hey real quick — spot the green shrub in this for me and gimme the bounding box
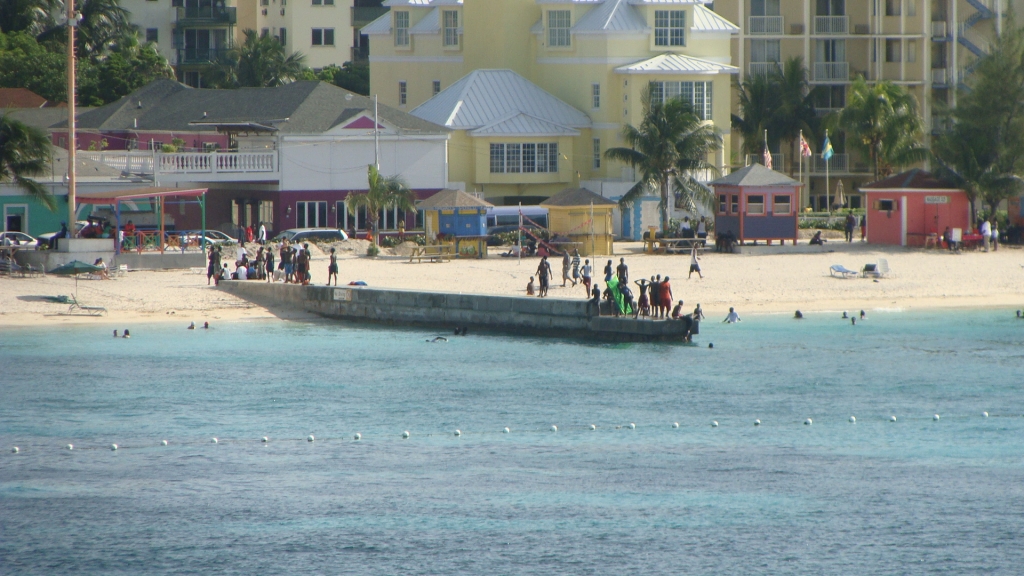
[366,244,379,257]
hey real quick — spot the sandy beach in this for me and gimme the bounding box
[2,240,1022,327]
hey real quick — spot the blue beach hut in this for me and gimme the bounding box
[710,164,801,245]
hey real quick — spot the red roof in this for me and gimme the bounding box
[0,88,59,108]
[861,169,956,190]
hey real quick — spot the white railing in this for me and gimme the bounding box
[78,151,154,174]
[745,153,784,169]
[748,61,782,77]
[811,153,849,173]
[749,15,783,35]
[931,68,949,84]
[813,61,849,81]
[931,21,948,38]
[155,151,277,175]
[815,107,843,117]
[814,15,848,34]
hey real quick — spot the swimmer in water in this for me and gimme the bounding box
[122,329,130,338]
[794,310,804,319]
[203,321,209,329]
[851,318,856,325]
[1017,310,1022,318]
[722,307,741,323]
[842,311,849,319]
[113,329,118,337]
[860,310,866,320]
[188,321,195,330]
[427,336,448,343]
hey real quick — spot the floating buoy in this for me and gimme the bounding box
[402,431,410,439]
[589,424,596,431]
[503,427,510,434]
[982,411,989,418]
[261,437,268,443]
[804,418,812,426]
[754,419,760,426]
[307,435,315,442]
[672,422,679,428]
[66,444,73,450]
[211,437,218,444]
[354,433,361,441]
[711,421,718,427]
[849,416,856,423]
[890,415,897,422]
[550,425,558,432]
[11,447,18,454]
[629,423,636,430]
[161,440,168,446]
[110,444,118,451]
[454,430,461,437]
[933,414,940,421]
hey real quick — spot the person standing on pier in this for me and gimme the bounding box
[536,256,552,297]
[561,252,573,287]
[616,258,629,285]
[571,249,581,287]
[327,248,339,286]
[581,259,593,295]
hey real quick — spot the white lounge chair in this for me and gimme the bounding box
[830,264,859,278]
[862,258,891,278]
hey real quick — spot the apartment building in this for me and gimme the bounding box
[713,0,1017,209]
[363,0,739,205]
[236,0,361,69]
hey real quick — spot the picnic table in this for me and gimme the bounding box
[409,243,454,263]
[643,237,705,255]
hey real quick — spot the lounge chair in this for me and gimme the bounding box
[65,295,107,316]
[862,259,891,278]
[830,264,859,278]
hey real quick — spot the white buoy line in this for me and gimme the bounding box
[7,412,1016,455]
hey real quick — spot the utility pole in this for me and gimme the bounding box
[66,0,78,230]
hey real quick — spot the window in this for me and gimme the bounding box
[747,195,765,215]
[817,38,846,62]
[718,194,727,214]
[324,0,334,4]
[885,0,900,16]
[279,27,286,47]
[261,28,270,38]
[145,28,158,43]
[731,195,739,213]
[750,0,780,16]
[885,39,901,62]
[296,201,328,228]
[172,0,182,5]
[773,194,792,215]
[815,84,846,110]
[750,39,781,62]
[548,10,571,47]
[490,142,558,173]
[312,0,321,4]
[593,138,601,169]
[260,0,268,5]
[816,0,845,16]
[433,80,441,96]
[443,10,459,47]
[654,10,685,47]
[398,81,407,105]
[907,39,916,63]
[875,199,897,211]
[648,81,713,120]
[312,28,334,46]
[395,11,409,46]
[591,83,600,109]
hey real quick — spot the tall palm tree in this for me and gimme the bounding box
[732,72,781,157]
[0,115,54,210]
[837,76,928,180]
[0,0,58,35]
[605,88,721,233]
[35,0,135,58]
[211,29,306,88]
[347,164,415,248]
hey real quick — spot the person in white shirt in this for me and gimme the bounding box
[980,219,991,252]
[581,259,593,294]
[688,245,702,279]
[990,219,999,251]
[696,216,708,239]
[258,222,267,245]
[236,263,248,280]
[723,307,741,323]
[236,245,247,263]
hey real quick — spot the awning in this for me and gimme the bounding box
[77,186,208,204]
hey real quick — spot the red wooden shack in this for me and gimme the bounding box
[860,169,971,247]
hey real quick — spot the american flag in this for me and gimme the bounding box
[762,146,773,170]
[799,134,812,157]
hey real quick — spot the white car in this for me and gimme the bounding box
[179,229,239,246]
[0,231,39,248]
[37,221,89,246]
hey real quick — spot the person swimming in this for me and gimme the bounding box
[122,329,130,338]
[188,322,195,330]
[859,310,866,320]
[851,318,856,326]
[842,311,849,319]
[794,310,804,319]
[113,329,118,337]
[203,321,209,329]
[427,336,448,343]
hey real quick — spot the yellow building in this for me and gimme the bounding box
[541,187,617,256]
[363,0,739,206]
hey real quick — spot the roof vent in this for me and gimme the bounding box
[137,100,142,108]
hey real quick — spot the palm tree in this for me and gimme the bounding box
[347,164,415,248]
[34,0,135,58]
[732,72,780,157]
[0,0,58,36]
[210,29,306,88]
[837,76,928,180]
[0,115,54,210]
[605,88,721,233]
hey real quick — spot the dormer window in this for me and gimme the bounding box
[443,10,459,47]
[654,10,685,47]
[395,11,409,46]
[548,10,571,47]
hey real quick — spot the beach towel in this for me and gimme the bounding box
[605,277,633,315]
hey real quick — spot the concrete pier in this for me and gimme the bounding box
[219,281,696,342]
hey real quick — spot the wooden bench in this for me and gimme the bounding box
[409,244,454,263]
[643,237,705,255]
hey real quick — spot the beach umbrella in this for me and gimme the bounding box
[48,260,103,295]
[833,180,846,209]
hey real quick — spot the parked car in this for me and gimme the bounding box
[485,224,545,246]
[0,231,39,248]
[177,229,238,246]
[272,228,349,243]
[36,221,89,246]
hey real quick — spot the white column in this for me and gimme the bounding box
[900,195,908,246]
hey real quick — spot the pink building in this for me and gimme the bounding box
[861,169,971,247]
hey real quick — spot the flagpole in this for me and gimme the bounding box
[798,129,803,208]
[764,129,768,167]
[518,201,522,265]
[824,129,830,218]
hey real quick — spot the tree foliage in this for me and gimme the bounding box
[347,164,415,247]
[933,21,1024,218]
[0,114,55,210]
[207,29,306,88]
[836,76,927,180]
[605,88,721,233]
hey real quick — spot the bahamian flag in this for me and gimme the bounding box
[822,135,834,161]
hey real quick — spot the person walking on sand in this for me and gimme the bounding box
[980,218,991,252]
[207,245,219,285]
[859,214,866,242]
[536,256,552,297]
[327,248,339,286]
[616,257,628,285]
[581,259,593,295]
[688,245,703,279]
[723,307,741,323]
[634,278,651,319]
[264,246,274,282]
[845,211,856,243]
[603,260,613,283]
[571,249,581,287]
[561,252,572,287]
[991,218,999,251]
[258,222,267,245]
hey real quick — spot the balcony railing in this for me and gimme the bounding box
[749,15,783,35]
[79,151,279,183]
[931,68,949,85]
[815,107,843,117]
[177,47,233,66]
[175,5,236,25]
[78,151,154,175]
[813,61,849,81]
[745,153,784,169]
[814,15,848,34]
[811,154,857,173]
[931,21,948,38]
[748,61,782,78]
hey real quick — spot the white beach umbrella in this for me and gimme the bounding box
[833,180,846,209]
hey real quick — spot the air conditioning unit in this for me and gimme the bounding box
[261,8,267,15]
[854,24,869,34]
[790,23,804,34]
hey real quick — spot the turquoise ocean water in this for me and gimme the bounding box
[1,310,1023,574]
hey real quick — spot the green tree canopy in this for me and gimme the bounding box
[0,114,54,210]
[836,76,927,180]
[605,88,721,233]
[208,29,306,88]
[347,164,415,247]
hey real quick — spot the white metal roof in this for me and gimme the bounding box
[615,53,739,75]
[361,12,392,35]
[411,69,591,133]
[691,4,739,33]
[410,7,440,34]
[572,0,649,34]
[469,112,581,137]
[537,0,706,3]
[384,0,460,6]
